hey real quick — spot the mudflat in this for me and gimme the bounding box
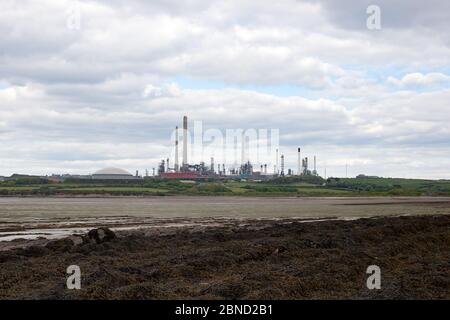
[1,196,450,239]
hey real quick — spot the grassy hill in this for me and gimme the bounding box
[325,177,450,196]
[0,176,449,197]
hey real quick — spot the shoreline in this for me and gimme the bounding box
[1,196,449,248]
[1,194,450,199]
[0,214,448,299]
[0,216,348,251]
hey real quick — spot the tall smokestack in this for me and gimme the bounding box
[241,130,245,165]
[182,116,188,170]
[298,147,301,175]
[314,155,317,173]
[276,148,279,174]
[175,126,179,172]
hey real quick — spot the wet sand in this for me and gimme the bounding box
[0,214,448,299]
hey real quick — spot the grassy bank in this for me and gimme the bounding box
[1,177,449,197]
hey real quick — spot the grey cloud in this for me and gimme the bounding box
[0,0,449,178]
[310,0,450,31]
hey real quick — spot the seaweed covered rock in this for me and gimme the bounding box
[86,227,116,244]
[17,245,50,257]
[46,235,84,252]
[45,228,116,252]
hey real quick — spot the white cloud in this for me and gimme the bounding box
[142,82,182,98]
[0,87,17,102]
[388,72,450,87]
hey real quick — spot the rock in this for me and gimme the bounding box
[86,227,116,244]
[45,235,85,251]
[68,235,84,246]
[272,246,287,255]
[19,245,50,257]
[46,238,75,252]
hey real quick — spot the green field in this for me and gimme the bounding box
[325,177,450,196]
[1,176,450,197]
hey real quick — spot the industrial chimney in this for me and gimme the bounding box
[241,130,246,166]
[297,147,301,175]
[276,148,279,175]
[182,116,188,170]
[175,126,179,172]
[313,155,317,175]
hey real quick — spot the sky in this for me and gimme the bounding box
[0,0,449,178]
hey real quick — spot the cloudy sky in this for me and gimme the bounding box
[1,0,449,178]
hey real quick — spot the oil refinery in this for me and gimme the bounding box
[3,116,322,183]
[155,116,320,181]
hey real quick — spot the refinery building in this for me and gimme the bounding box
[156,116,319,181]
[29,116,320,182]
